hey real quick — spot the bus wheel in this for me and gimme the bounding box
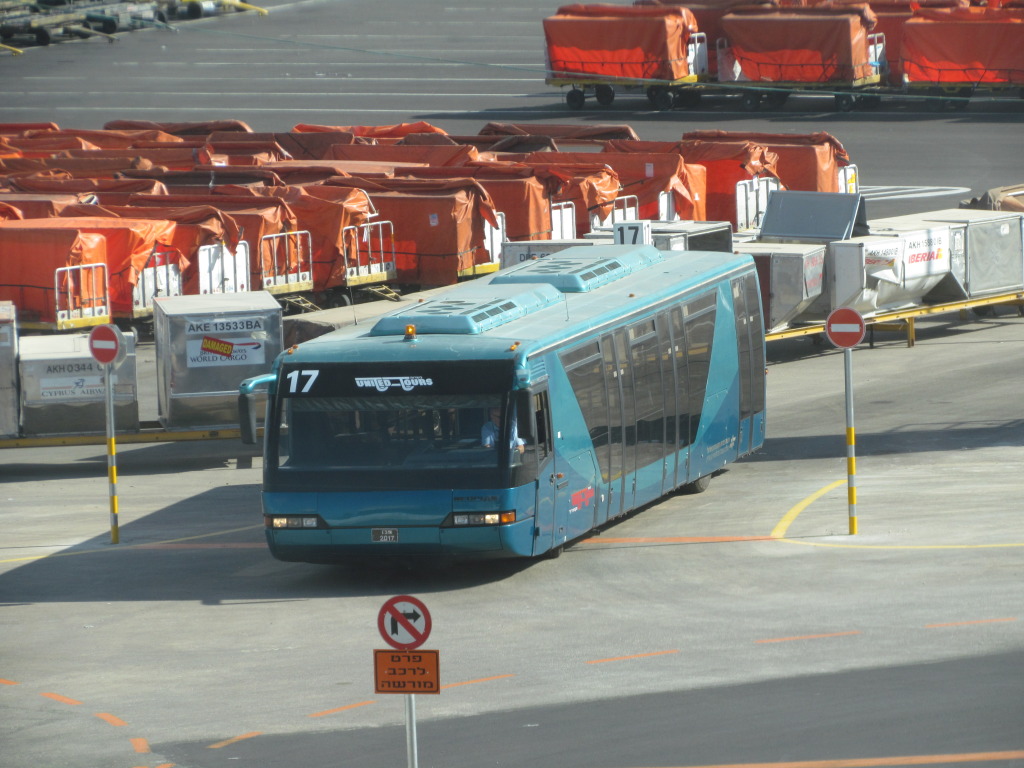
[546,544,564,559]
[682,475,711,494]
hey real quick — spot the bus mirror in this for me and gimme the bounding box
[238,373,276,445]
[239,392,258,445]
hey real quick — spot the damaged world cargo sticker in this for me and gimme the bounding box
[186,336,265,367]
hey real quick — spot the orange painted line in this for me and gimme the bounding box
[208,732,263,749]
[584,536,772,545]
[925,618,1017,628]
[0,679,19,685]
[755,631,861,644]
[587,650,680,664]
[440,674,516,689]
[130,737,151,754]
[308,700,376,718]
[94,712,127,726]
[635,750,1024,768]
[40,692,82,705]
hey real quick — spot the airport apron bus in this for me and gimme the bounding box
[239,244,766,562]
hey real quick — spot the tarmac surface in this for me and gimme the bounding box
[1,1,1023,766]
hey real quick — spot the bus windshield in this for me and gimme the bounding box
[267,393,515,491]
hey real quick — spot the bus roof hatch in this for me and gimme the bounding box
[492,244,663,292]
[369,283,563,336]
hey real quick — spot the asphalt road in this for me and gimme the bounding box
[2,2,1023,767]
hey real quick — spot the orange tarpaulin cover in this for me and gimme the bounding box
[292,122,448,140]
[212,185,376,291]
[388,165,560,241]
[0,217,182,317]
[55,146,216,170]
[681,130,848,192]
[23,128,185,148]
[544,4,699,81]
[127,193,294,289]
[208,131,358,161]
[0,193,90,219]
[0,226,107,324]
[103,120,254,136]
[324,144,483,166]
[721,5,877,83]
[540,150,702,221]
[901,7,1024,84]
[57,203,245,295]
[605,139,778,227]
[506,162,621,236]
[311,178,498,286]
[0,202,23,220]
[4,176,170,204]
[0,156,155,179]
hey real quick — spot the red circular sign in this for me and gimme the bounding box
[378,595,432,650]
[825,307,866,349]
[88,324,122,365]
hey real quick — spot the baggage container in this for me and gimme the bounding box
[742,242,826,332]
[18,332,139,437]
[154,292,282,430]
[589,219,733,253]
[870,209,1024,301]
[757,191,867,244]
[500,238,606,270]
[827,229,953,316]
[0,302,18,438]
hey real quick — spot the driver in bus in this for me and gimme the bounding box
[482,407,525,455]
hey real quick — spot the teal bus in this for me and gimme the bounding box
[240,244,765,562]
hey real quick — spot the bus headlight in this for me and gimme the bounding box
[450,511,517,526]
[265,515,323,529]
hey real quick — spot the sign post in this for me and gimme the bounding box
[88,324,126,544]
[825,308,866,535]
[376,595,436,768]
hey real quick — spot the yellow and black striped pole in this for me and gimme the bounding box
[843,348,858,535]
[104,361,120,544]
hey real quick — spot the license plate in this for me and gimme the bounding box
[372,528,398,543]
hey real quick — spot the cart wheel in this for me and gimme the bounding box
[834,93,855,112]
[34,27,51,45]
[741,91,761,111]
[650,87,673,111]
[763,90,789,109]
[565,88,585,110]
[673,88,702,108]
[595,84,615,106]
[100,18,118,33]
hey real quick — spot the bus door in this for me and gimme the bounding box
[731,273,766,456]
[602,330,633,516]
[628,317,669,506]
[520,388,562,556]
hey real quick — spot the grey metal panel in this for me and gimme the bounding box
[18,332,139,436]
[500,239,602,270]
[758,191,866,244]
[741,242,825,331]
[872,210,1024,298]
[154,291,283,429]
[0,302,18,438]
[648,221,734,253]
[827,231,953,316]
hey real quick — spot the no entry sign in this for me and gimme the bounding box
[826,307,866,349]
[378,595,432,651]
[89,324,125,366]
